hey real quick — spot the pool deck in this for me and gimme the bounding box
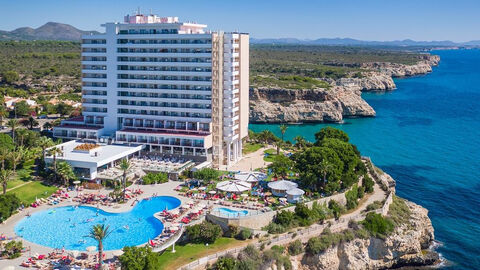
[0,180,193,268]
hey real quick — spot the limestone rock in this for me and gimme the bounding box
[294,200,439,270]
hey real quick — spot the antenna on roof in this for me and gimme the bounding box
[150,8,153,15]
[137,6,141,15]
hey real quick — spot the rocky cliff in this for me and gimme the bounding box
[249,86,375,123]
[291,200,439,270]
[249,54,440,123]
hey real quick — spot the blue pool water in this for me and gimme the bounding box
[215,207,249,217]
[251,49,480,269]
[15,196,181,251]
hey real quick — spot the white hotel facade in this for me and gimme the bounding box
[53,13,249,168]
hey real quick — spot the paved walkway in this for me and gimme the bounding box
[226,146,272,172]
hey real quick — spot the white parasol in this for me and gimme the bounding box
[86,246,97,252]
[216,180,251,193]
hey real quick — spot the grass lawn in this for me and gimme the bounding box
[7,181,57,205]
[243,143,263,155]
[7,162,35,189]
[263,149,279,162]
[157,237,249,270]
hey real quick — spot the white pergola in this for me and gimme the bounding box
[234,171,267,183]
[216,180,251,193]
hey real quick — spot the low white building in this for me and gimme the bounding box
[44,140,143,180]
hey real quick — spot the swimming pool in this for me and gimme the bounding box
[14,196,181,251]
[214,207,248,218]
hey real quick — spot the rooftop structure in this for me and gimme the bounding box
[44,140,143,179]
[53,13,249,169]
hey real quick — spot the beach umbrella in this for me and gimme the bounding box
[86,246,97,252]
[73,180,81,185]
[208,190,216,195]
[279,198,288,202]
[169,226,179,231]
[240,194,248,197]
[198,186,207,191]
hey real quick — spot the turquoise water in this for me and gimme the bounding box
[251,49,480,269]
[14,196,181,251]
[214,207,249,217]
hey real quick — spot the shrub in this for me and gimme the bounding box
[363,174,374,193]
[274,210,295,227]
[288,239,304,255]
[264,222,287,234]
[236,228,253,240]
[328,200,344,220]
[2,70,19,84]
[1,240,23,259]
[208,255,237,270]
[388,196,411,226]
[193,168,219,181]
[361,212,394,238]
[118,246,161,270]
[0,194,21,223]
[186,221,222,244]
[142,172,168,185]
[345,184,359,210]
[366,200,383,211]
[227,224,239,238]
[358,186,365,198]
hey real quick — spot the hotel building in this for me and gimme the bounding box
[53,13,249,168]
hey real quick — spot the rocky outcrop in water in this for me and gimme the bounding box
[249,54,440,123]
[249,86,375,123]
[290,200,439,270]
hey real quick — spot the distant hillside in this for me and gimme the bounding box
[0,22,100,41]
[251,37,479,47]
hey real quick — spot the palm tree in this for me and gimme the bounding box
[6,119,19,143]
[0,147,10,170]
[43,122,52,131]
[294,135,307,149]
[0,169,13,194]
[0,105,7,126]
[24,116,39,130]
[119,159,131,202]
[15,128,28,147]
[87,224,112,268]
[318,159,333,191]
[56,161,76,187]
[10,147,25,174]
[38,136,54,166]
[47,147,63,183]
[278,124,288,155]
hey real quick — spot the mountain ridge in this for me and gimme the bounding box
[0,22,100,41]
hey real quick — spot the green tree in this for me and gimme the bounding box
[0,194,21,222]
[293,146,343,193]
[10,147,25,174]
[47,146,63,183]
[363,174,374,193]
[208,255,237,270]
[87,224,112,268]
[278,124,288,154]
[268,155,293,178]
[1,70,19,84]
[56,161,76,187]
[361,212,394,238]
[118,246,161,270]
[345,184,359,210]
[186,221,222,244]
[15,128,28,147]
[314,127,349,144]
[293,135,307,149]
[318,159,333,190]
[22,116,39,130]
[56,102,73,116]
[14,101,31,117]
[119,159,131,202]
[0,169,13,194]
[6,119,19,143]
[193,168,219,181]
[0,104,7,126]
[38,136,54,167]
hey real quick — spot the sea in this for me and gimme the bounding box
[250,49,480,270]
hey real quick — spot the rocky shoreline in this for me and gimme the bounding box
[250,54,439,123]
[290,198,440,270]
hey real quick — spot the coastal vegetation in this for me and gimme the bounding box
[142,172,168,185]
[250,44,426,90]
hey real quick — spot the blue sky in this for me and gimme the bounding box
[2,0,479,42]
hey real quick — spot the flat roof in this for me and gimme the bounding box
[45,140,143,168]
